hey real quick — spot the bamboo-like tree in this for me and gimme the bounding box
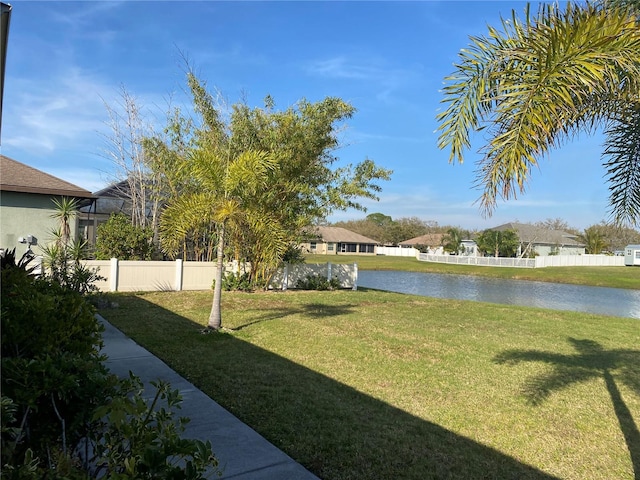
[437,1,640,226]
[155,71,391,330]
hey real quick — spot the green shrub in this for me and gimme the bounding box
[295,274,341,291]
[95,213,155,260]
[89,375,219,479]
[1,250,113,476]
[213,271,254,292]
[1,250,219,479]
[281,245,306,264]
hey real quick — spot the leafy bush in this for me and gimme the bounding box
[1,250,219,479]
[413,244,431,254]
[95,213,155,260]
[1,249,112,476]
[213,271,254,292]
[41,238,104,295]
[89,375,219,479]
[281,245,306,264]
[295,274,341,291]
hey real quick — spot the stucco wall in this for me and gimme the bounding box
[0,191,79,257]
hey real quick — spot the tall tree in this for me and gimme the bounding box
[101,87,160,231]
[591,221,640,251]
[152,72,391,329]
[534,218,576,234]
[476,229,520,257]
[437,1,640,226]
[366,213,393,227]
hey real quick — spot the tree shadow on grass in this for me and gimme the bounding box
[494,338,640,480]
[102,295,560,480]
[230,303,357,331]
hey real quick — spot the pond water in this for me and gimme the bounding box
[358,270,640,319]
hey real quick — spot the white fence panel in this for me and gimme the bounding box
[375,246,419,257]
[83,259,357,292]
[118,260,175,292]
[418,254,625,268]
[534,255,625,268]
[85,260,111,291]
[268,263,357,290]
[418,254,536,268]
[181,262,218,290]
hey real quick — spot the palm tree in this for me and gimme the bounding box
[579,225,609,253]
[494,338,640,478]
[442,227,463,255]
[160,148,284,330]
[437,1,640,226]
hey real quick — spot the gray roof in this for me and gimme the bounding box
[492,222,583,247]
[308,226,380,244]
[0,155,94,199]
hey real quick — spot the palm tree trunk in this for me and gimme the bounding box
[208,223,225,330]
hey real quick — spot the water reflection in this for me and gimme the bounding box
[358,271,640,319]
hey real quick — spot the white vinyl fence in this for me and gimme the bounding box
[418,254,625,268]
[375,246,419,257]
[82,259,357,292]
[533,254,625,268]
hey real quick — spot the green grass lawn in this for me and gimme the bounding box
[100,289,640,480]
[310,254,640,289]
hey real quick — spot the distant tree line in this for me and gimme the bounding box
[329,214,640,256]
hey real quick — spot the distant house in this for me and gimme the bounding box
[302,226,379,255]
[0,155,95,257]
[491,222,585,256]
[398,233,446,254]
[399,233,479,256]
[77,180,159,246]
[624,245,640,266]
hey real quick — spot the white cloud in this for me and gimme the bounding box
[3,68,112,153]
[305,54,424,106]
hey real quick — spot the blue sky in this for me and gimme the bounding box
[2,1,611,231]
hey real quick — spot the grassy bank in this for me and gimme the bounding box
[310,254,640,289]
[100,289,640,480]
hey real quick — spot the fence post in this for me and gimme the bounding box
[110,258,119,292]
[327,262,332,281]
[175,259,183,291]
[352,263,358,291]
[282,263,288,291]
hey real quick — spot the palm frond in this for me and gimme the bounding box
[437,1,640,220]
[603,105,640,226]
[159,192,217,256]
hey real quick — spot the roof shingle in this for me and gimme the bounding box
[0,155,94,199]
[492,222,583,246]
[307,226,380,244]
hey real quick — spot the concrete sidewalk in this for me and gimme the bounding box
[98,315,319,480]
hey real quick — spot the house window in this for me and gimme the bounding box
[359,244,374,253]
[327,243,334,251]
[636,251,640,260]
[310,242,317,251]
